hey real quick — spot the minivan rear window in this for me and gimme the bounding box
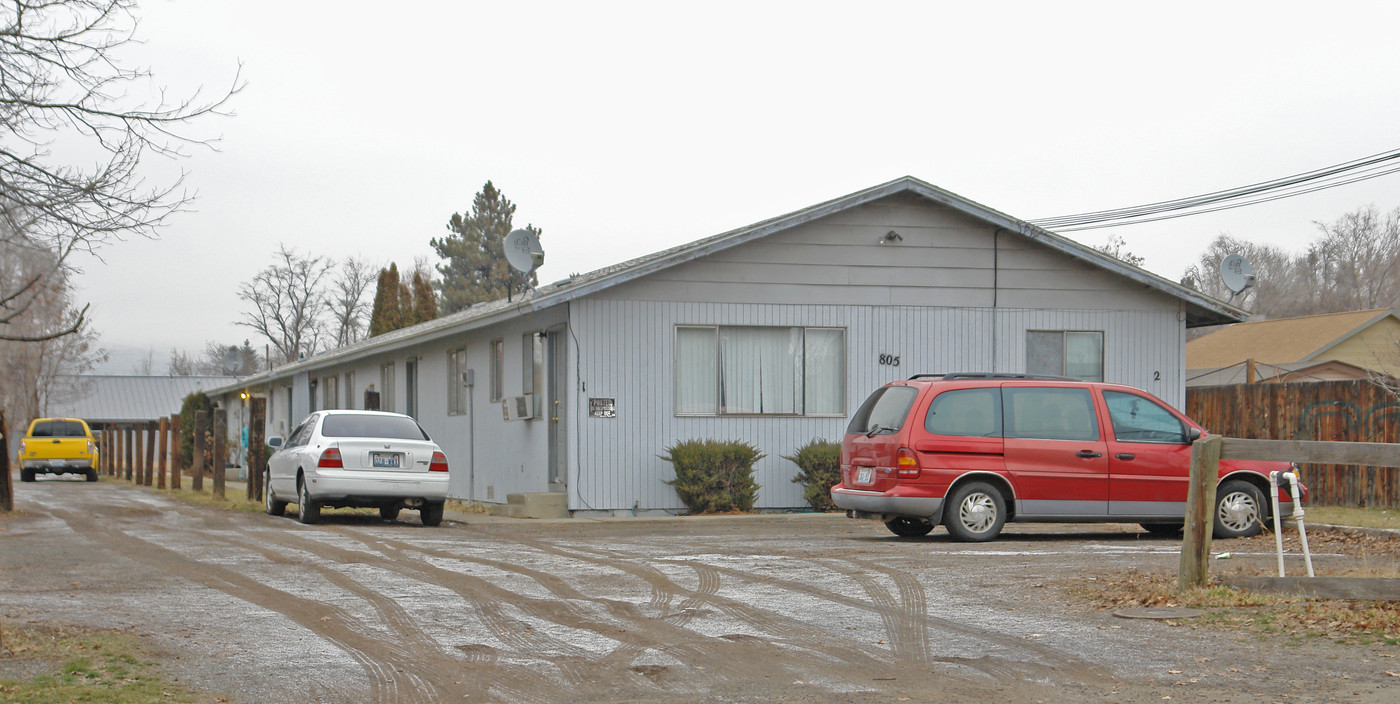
[320,414,430,440]
[924,388,1002,437]
[847,386,918,435]
[30,420,86,437]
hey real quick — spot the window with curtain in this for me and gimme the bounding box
[323,375,338,409]
[490,339,504,402]
[380,363,395,412]
[675,325,845,416]
[1026,330,1104,382]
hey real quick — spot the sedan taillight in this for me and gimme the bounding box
[895,448,921,478]
[429,451,449,472]
[317,448,343,468]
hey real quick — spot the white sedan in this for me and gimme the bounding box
[265,410,450,526]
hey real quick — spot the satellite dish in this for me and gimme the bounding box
[1219,254,1256,303]
[221,347,244,375]
[503,229,545,274]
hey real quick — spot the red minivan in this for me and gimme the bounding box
[832,373,1300,542]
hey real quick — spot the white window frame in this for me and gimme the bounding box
[448,348,468,415]
[673,325,847,417]
[1026,330,1104,382]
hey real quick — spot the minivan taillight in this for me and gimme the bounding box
[895,448,921,478]
[429,451,449,472]
[317,448,343,468]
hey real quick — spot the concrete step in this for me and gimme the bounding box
[498,492,568,519]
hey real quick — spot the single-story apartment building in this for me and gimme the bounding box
[208,176,1243,515]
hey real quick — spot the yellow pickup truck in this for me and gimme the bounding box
[17,417,99,482]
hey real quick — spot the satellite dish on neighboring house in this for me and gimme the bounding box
[1219,254,1255,304]
[222,347,244,375]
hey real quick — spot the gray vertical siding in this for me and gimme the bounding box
[570,299,1184,512]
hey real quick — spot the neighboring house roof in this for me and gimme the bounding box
[47,375,237,424]
[210,175,1246,396]
[1186,359,1374,387]
[1186,308,1400,370]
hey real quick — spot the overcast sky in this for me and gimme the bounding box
[77,1,1400,368]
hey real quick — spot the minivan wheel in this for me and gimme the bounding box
[1213,480,1264,539]
[885,517,934,538]
[944,481,1007,542]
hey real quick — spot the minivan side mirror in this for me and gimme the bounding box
[1187,427,1203,443]
[266,435,284,448]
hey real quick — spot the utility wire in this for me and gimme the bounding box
[1029,147,1400,232]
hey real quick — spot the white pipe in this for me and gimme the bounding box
[1269,471,1286,577]
[1286,472,1314,577]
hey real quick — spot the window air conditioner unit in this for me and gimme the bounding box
[502,394,534,421]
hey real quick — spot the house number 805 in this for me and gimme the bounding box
[878,354,901,366]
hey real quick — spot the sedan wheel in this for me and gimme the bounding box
[297,477,321,525]
[1213,480,1264,539]
[944,481,1007,542]
[419,502,444,527]
[265,470,287,516]
[379,505,401,521]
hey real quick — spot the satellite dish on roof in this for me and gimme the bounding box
[1219,254,1256,303]
[221,347,244,375]
[504,229,544,275]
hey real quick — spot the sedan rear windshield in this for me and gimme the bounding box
[30,420,86,437]
[319,415,430,441]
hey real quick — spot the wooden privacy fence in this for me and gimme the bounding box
[1181,437,1400,589]
[1187,380,1400,508]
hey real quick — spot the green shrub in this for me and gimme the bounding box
[661,439,763,514]
[786,438,842,511]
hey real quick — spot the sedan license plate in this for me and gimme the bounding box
[856,466,873,484]
[371,452,401,469]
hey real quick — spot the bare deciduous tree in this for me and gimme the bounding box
[0,0,240,342]
[0,235,105,446]
[237,245,330,364]
[329,256,377,348]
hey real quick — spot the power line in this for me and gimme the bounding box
[1029,147,1400,232]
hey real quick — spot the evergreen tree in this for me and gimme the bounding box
[431,181,541,314]
[410,271,438,324]
[368,264,404,337]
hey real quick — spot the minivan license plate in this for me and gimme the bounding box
[856,467,873,484]
[371,452,400,468]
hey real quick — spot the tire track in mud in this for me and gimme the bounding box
[203,528,572,704]
[46,508,438,704]
[818,558,931,665]
[574,538,1118,688]
[491,537,910,681]
[245,526,742,698]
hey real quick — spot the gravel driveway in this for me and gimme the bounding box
[2,479,1397,703]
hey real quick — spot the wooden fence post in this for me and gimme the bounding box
[1,409,13,512]
[134,426,145,485]
[1180,435,1222,590]
[248,397,266,502]
[124,426,134,481]
[192,411,206,492]
[213,411,226,501]
[169,415,182,490]
[143,422,156,486]
[157,417,169,490]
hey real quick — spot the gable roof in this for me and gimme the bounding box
[1186,308,1400,369]
[47,375,237,424]
[211,176,1244,395]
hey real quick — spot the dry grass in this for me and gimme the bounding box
[1071,569,1400,646]
[0,622,210,703]
[1306,505,1400,531]
[446,499,491,515]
